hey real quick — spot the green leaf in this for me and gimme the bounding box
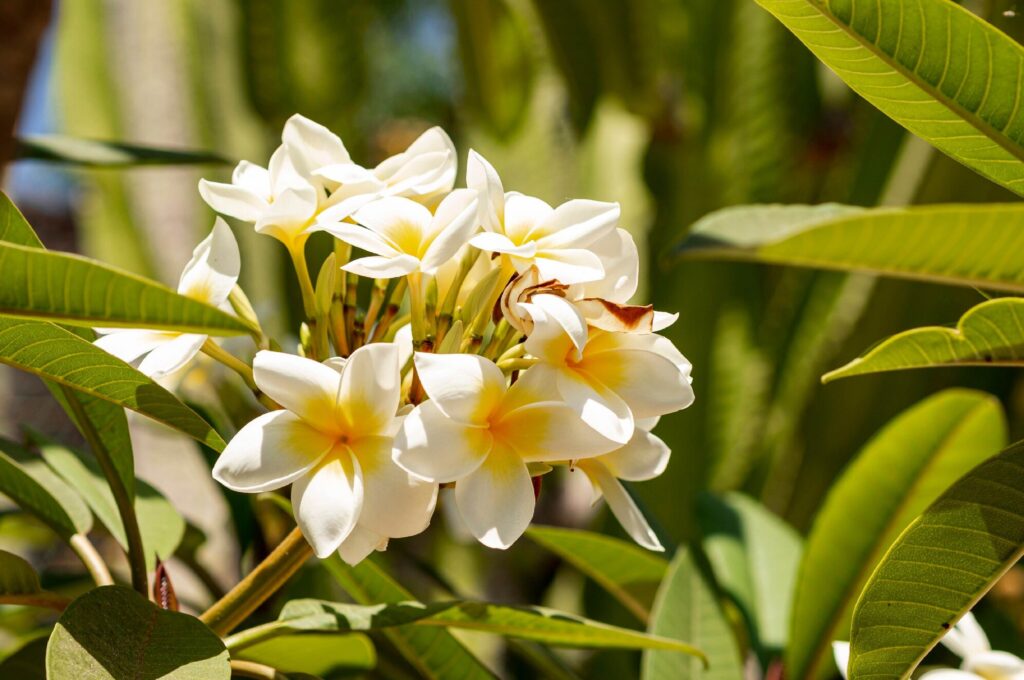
[0,439,90,539]
[450,0,534,138]
[787,389,1007,680]
[698,492,803,657]
[46,586,230,679]
[15,135,228,166]
[37,439,185,573]
[0,550,69,610]
[848,439,1024,679]
[0,240,248,334]
[526,525,667,623]
[0,192,44,248]
[246,599,705,656]
[0,637,47,679]
[824,297,1024,382]
[753,0,1024,197]
[234,633,376,677]
[642,546,742,680]
[677,203,1024,293]
[0,318,225,451]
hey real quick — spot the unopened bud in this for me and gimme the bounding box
[315,253,337,317]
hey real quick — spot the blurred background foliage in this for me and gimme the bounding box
[3,0,1024,677]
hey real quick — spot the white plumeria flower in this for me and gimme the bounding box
[466,150,621,285]
[393,353,619,549]
[521,294,694,444]
[213,345,437,562]
[574,417,670,551]
[95,219,240,379]
[833,613,1024,679]
[323,191,479,278]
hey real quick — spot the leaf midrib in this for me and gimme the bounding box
[801,399,993,678]
[800,0,1024,168]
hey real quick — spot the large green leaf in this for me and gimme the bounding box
[15,135,227,166]
[754,0,1024,197]
[234,598,704,657]
[0,318,225,451]
[324,556,497,679]
[46,586,230,679]
[0,192,44,248]
[698,492,802,658]
[824,297,1024,382]
[848,440,1024,679]
[0,637,47,679]
[0,240,248,334]
[234,632,377,677]
[642,547,742,680]
[677,203,1024,292]
[787,389,1007,680]
[37,439,185,573]
[526,525,668,623]
[0,439,90,539]
[0,550,69,610]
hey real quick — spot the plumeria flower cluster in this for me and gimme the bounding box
[94,114,694,565]
[833,611,1024,679]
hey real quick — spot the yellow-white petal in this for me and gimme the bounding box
[941,612,991,659]
[502,194,553,243]
[495,400,619,463]
[393,400,492,482]
[232,161,272,199]
[343,254,421,279]
[337,524,388,566]
[467,150,504,232]
[832,642,850,680]
[597,428,670,481]
[320,221,399,259]
[579,228,639,303]
[351,435,437,538]
[420,189,479,274]
[469,231,536,258]
[529,199,620,250]
[254,184,319,244]
[547,364,634,445]
[375,126,456,198]
[282,114,351,180]
[198,179,267,223]
[292,451,363,558]
[413,352,506,425]
[338,343,401,437]
[580,347,694,419]
[177,218,240,305]
[252,351,342,432]
[962,651,1024,677]
[521,294,587,361]
[454,444,534,549]
[580,461,663,552]
[213,410,333,493]
[94,330,173,364]
[137,333,207,379]
[533,248,605,285]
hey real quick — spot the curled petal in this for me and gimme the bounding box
[413,352,506,425]
[502,194,553,243]
[352,435,438,538]
[198,179,267,223]
[282,114,351,179]
[553,366,634,445]
[496,401,619,462]
[469,231,536,258]
[253,351,342,432]
[941,612,991,659]
[652,311,679,332]
[337,524,388,566]
[375,127,456,198]
[352,196,432,254]
[598,428,670,481]
[580,228,639,303]
[177,218,240,306]
[529,199,620,250]
[319,221,398,258]
[338,343,401,437]
[343,255,421,279]
[454,444,534,549]
[467,150,504,232]
[533,248,605,285]
[232,161,272,199]
[213,411,333,493]
[94,330,173,364]
[420,189,480,274]
[521,294,586,361]
[137,333,207,379]
[579,461,663,552]
[576,299,654,334]
[393,400,492,483]
[292,452,364,558]
[962,651,1024,677]
[580,345,694,419]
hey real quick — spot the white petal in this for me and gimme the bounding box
[94,330,172,364]
[420,189,479,274]
[319,221,398,258]
[232,161,272,199]
[343,255,420,279]
[917,672,986,680]
[581,461,663,551]
[314,162,379,185]
[351,435,438,538]
[469,231,535,258]
[267,145,306,191]
[177,218,240,305]
[554,366,635,445]
[942,612,991,659]
[581,346,694,419]
[393,400,492,482]
[255,184,318,244]
[413,352,506,425]
[575,299,654,334]
[581,228,639,303]
[252,351,343,432]
[352,197,432,254]
[455,445,534,549]
[652,311,679,332]
[533,248,605,285]
[338,343,401,436]
[598,428,670,481]
[213,411,333,492]
[292,452,363,558]
[530,199,620,250]
[376,127,456,197]
[467,150,504,232]
[313,190,382,227]
[282,114,351,179]
[198,179,266,223]
[502,194,553,243]
[337,524,387,565]
[963,651,1024,677]
[521,294,587,361]
[832,642,851,680]
[137,333,207,378]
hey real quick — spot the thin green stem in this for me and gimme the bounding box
[289,244,328,360]
[229,660,288,680]
[0,591,72,611]
[201,341,280,411]
[69,533,114,587]
[199,527,312,636]
[407,272,433,350]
